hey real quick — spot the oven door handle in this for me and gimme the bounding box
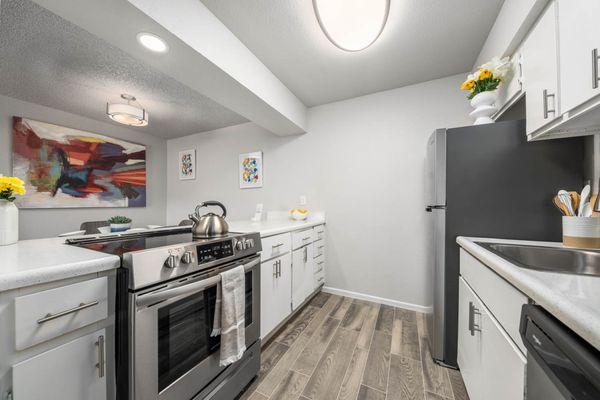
[136,257,260,308]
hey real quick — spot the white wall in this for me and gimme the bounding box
[0,95,167,239]
[166,74,472,309]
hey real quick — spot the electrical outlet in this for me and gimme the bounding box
[299,195,307,206]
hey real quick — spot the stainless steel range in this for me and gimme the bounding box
[68,227,262,400]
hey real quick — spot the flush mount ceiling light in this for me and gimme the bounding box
[136,32,169,53]
[106,94,149,127]
[313,0,390,52]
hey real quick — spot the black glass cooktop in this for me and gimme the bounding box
[67,228,239,257]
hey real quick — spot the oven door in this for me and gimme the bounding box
[131,255,260,400]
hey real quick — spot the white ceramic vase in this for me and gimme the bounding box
[0,200,18,246]
[469,91,498,125]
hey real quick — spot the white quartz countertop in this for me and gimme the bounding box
[457,236,600,350]
[229,215,325,237]
[0,237,120,292]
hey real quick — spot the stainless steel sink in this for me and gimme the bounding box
[475,242,600,277]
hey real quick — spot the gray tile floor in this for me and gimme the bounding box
[239,292,469,400]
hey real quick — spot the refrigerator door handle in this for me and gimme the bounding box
[425,205,446,212]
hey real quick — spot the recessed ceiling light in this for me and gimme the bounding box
[107,94,149,127]
[136,32,169,53]
[313,0,390,52]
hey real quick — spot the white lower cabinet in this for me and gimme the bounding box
[13,328,107,400]
[292,244,314,310]
[260,253,292,338]
[458,277,526,400]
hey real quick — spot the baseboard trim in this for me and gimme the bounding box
[322,286,432,313]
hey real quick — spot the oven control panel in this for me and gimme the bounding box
[196,240,234,264]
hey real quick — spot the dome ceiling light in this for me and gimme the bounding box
[313,0,390,52]
[136,32,169,53]
[106,94,149,127]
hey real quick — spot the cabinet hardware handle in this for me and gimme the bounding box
[468,301,481,336]
[317,265,323,273]
[272,243,284,249]
[273,262,278,278]
[593,49,600,89]
[303,247,308,263]
[95,335,105,378]
[543,89,556,119]
[37,300,99,324]
[277,260,281,278]
[302,236,311,241]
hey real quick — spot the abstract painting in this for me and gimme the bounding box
[239,151,263,189]
[179,149,196,180]
[12,117,146,208]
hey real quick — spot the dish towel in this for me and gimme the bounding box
[211,265,246,366]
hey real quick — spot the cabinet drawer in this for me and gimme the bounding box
[314,255,325,274]
[15,277,108,350]
[314,224,325,241]
[313,239,326,259]
[314,271,325,288]
[460,249,527,353]
[292,229,314,250]
[261,233,292,261]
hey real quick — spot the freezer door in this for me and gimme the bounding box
[426,129,446,208]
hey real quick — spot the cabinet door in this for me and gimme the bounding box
[260,257,280,338]
[523,2,560,135]
[558,0,600,113]
[260,253,292,338]
[481,312,527,400]
[13,329,107,400]
[292,246,312,310]
[457,277,484,400]
[496,51,523,115]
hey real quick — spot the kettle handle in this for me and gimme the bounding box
[195,201,227,218]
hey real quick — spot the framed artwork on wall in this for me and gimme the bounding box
[12,117,146,208]
[239,151,263,189]
[178,149,196,180]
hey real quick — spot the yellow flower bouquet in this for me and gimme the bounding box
[461,56,510,99]
[0,176,26,202]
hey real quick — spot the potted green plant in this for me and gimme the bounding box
[108,216,132,232]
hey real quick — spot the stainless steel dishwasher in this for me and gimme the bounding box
[520,305,600,400]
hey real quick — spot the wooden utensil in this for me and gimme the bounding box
[553,195,570,216]
[569,191,580,214]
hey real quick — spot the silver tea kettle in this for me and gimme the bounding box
[189,201,229,238]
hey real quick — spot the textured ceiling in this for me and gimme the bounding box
[0,0,248,139]
[201,0,504,106]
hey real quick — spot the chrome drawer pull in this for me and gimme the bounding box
[543,89,556,119]
[96,335,105,378]
[468,301,481,336]
[593,48,600,89]
[317,261,325,265]
[37,300,99,324]
[272,243,284,249]
[302,236,311,241]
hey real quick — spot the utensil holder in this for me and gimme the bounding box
[562,216,600,248]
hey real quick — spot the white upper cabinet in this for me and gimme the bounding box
[495,49,524,117]
[523,2,560,136]
[558,0,600,114]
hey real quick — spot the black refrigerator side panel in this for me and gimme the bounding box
[443,119,584,367]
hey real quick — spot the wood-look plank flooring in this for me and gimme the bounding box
[238,293,469,400]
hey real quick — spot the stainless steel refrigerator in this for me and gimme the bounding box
[425,119,583,368]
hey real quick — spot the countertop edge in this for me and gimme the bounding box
[0,254,121,292]
[456,236,600,350]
